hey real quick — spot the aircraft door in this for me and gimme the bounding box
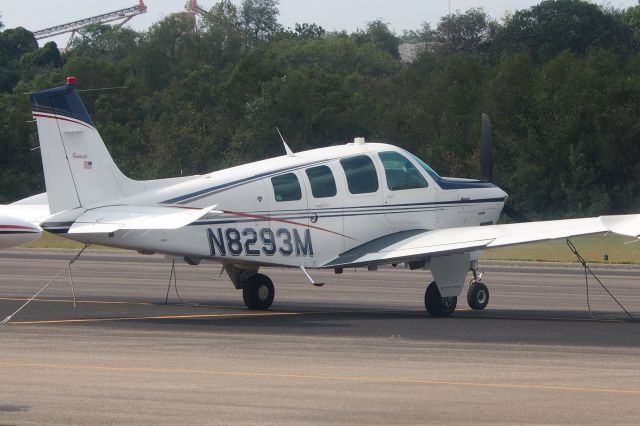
[302,163,344,263]
[266,171,312,266]
[376,151,436,230]
[338,154,387,248]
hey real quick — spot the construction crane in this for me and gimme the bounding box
[181,0,209,29]
[32,1,147,47]
[184,0,207,16]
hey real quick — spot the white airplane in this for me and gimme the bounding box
[0,193,48,249]
[22,77,640,316]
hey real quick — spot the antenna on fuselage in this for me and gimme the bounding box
[276,127,294,156]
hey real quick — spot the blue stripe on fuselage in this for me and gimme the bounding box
[161,159,332,204]
[189,198,505,226]
[435,177,498,190]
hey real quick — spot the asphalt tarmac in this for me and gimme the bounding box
[1,248,639,425]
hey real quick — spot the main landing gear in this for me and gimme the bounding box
[424,281,457,317]
[424,260,490,317]
[242,273,275,310]
[224,265,275,310]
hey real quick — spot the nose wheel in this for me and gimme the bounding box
[467,281,489,310]
[467,260,489,310]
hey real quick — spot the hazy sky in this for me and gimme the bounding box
[1,0,638,46]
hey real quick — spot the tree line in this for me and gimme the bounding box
[0,0,639,218]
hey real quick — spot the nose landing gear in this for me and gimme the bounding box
[467,261,489,310]
[467,281,489,310]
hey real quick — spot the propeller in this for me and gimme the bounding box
[479,113,528,223]
[480,113,493,183]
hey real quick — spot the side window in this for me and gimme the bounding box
[305,165,337,198]
[271,173,302,202]
[378,151,428,191]
[340,155,379,194]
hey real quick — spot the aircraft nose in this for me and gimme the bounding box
[495,186,508,200]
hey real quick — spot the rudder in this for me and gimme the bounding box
[31,77,136,214]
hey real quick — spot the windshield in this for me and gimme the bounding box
[405,151,441,181]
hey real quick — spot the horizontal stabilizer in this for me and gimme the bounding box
[68,205,221,234]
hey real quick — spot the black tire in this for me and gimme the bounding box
[467,282,489,310]
[242,273,275,310]
[424,281,457,317]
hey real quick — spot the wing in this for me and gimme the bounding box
[599,214,640,238]
[68,205,222,234]
[323,217,610,268]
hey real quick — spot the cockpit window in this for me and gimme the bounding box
[406,151,441,180]
[340,155,379,194]
[306,165,337,198]
[378,151,428,191]
[271,173,302,202]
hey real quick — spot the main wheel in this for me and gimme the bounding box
[242,273,275,310]
[467,282,489,310]
[424,281,457,317]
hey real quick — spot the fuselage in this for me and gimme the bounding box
[44,142,507,267]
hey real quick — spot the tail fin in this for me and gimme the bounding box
[31,77,137,214]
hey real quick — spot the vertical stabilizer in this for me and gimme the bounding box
[31,78,136,214]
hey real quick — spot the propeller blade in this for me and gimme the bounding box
[480,113,493,182]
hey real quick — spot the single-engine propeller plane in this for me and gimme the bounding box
[19,77,640,316]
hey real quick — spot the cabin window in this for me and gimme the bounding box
[340,155,379,194]
[378,151,428,191]
[306,165,337,198]
[271,173,302,202]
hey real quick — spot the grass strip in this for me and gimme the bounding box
[22,231,640,264]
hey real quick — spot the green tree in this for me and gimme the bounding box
[200,0,245,66]
[18,41,62,80]
[620,5,640,48]
[483,51,541,212]
[435,8,496,55]
[0,26,37,92]
[1,3,639,217]
[128,14,200,91]
[241,0,282,48]
[0,26,37,61]
[354,20,400,59]
[400,23,434,43]
[497,0,632,62]
[69,24,139,61]
[0,93,43,201]
[292,23,325,39]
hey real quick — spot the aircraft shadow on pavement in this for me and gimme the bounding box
[0,404,30,413]
[3,296,638,348]
[119,304,640,348]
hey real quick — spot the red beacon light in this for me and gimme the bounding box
[66,76,77,86]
